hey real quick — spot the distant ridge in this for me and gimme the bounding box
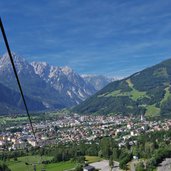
[81,74,116,91]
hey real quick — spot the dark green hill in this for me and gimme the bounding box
[0,83,46,114]
[73,59,171,117]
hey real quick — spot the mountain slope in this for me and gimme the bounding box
[0,53,65,110]
[31,62,95,103]
[0,82,45,114]
[73,59,171,117]
[0,53,97,113]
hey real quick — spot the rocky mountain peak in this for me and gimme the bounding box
[1,52,26,64]
[0,53,32,74]
[0,52,114,113]
[61,66,73,75]
[31,61,50,77]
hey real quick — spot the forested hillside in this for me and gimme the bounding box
[73,59,171,117]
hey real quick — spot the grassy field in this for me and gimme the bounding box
[3,155,76,171]
[44,161,76,171]
[145,104,160,117]
[126,79,148,100]
[85,156,102,163]
[104,79,148,101]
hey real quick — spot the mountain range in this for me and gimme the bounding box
[73,58,171,117]
[81,75,115,91]
[0,53,113,114]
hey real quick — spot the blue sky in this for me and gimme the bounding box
[0,0,171,77]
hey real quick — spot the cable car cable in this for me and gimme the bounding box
[0,17,37,141]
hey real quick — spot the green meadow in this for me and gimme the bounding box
[2,155,76,171]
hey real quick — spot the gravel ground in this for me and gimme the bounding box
[89,158,171,171]
[157,158,171,171]
[90,160,120,171]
